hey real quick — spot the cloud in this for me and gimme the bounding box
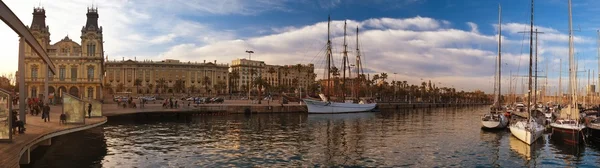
[466,22,479,34]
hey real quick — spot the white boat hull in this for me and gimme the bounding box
[303,99,377,114]
[509,120,544,145]
[481,114,508,129]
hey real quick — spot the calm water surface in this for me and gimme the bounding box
[24,106,600,167]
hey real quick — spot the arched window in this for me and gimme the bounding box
[87,66,95,81]
[87,87,94,98]
[87,42,96,56]
[31,86,37,98]
[31,65,38,81]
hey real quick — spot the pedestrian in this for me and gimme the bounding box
[169,98,173,109]
[175,100,178,108]
[43,103,50,122]
[88,103,92,118]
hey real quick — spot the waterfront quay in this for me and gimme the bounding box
[103,99,487,117]
[0,105,107,168]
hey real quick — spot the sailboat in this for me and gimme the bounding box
[509,0,545,145]
[303,16,377,114]
[482,5,509,129]
[550,0,585,144]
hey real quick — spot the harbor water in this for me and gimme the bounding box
[23,106,600,167]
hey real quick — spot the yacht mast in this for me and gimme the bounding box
[497,4,502,107]
[527,0,534,120]
[568,0,575,112]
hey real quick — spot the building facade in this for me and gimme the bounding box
[104,59,229,96]
[230,58,316,94]
[22,7,105,100]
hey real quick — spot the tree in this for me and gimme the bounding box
[174,79,185,94]
[116,83,124,93]
[203,76,211,96]
[267,67,276,85]
[230,70,240,93]
[147,83,154,95]
[253,77,268,104]
[156,78,167,96]
[134,78,142,95]
[104,83,113,95]
[249,69,257,97]
[380,73,388,82]
[215,81,227,94]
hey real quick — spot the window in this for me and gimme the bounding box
[87,66,94,81]
[48,70,54,81]
[31,65,38,81]
[87,42,96,56]
[30,86,37,98]
[59,66,66,81]
[87,87,94,98]
[71,66,78,82]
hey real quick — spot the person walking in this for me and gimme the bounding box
[43,103,50,122]
[88,103,92,118]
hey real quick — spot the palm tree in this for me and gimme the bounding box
[157,78,166,96]
[147,83,154,95]
[116,83,124,93]
[189,84,196,94]
[380,73,388,82]
[267,67,276,85]
[249,69,257,97]
[174,79,185,93]
[104,83,113,95]
[203,76,211,96]
[134,78,142,95]
[215,81,227,95]
[253,77,268,104]
[230,70,240,93]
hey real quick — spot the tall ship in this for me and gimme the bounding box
[303,16,377,114]
[481,5,509,129]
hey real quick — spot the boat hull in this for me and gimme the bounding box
[550,122,585,144]
[481,114,508,129]
[586,126,600,143]
[509,121,544,145]
[303,99,377,114]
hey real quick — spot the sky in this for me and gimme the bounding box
[1,0,600,94]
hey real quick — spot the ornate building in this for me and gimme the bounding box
[22,7,105,100]
[230,58,316,94]
[104,59,229,96]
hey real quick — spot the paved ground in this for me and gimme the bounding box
[0,105,107,168]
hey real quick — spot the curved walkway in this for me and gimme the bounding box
[0,105,107,168]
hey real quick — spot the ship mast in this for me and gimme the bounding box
[355,27,364,101]
[342,21,348,102]
[326,15,332,101]
[568,0,575,116]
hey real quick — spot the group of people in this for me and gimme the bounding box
[117,97,136,108]
[163,98,179,109]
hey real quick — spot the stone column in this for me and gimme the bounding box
[44,64,49,104]
[18,37,26,123]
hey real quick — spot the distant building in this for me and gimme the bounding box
[230,58,316,94]
[22,7,105,100]
[587,84,596,95]
[104,59,229,95]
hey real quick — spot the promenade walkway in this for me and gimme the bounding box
[0,105,107,168]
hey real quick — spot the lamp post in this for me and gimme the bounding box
[245,50,254,103]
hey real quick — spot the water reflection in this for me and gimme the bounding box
[22,107,600,167]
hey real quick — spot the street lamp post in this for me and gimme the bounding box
[245,50,254,103]
[393,72,397,102]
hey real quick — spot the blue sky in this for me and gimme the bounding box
[1,0,599,93]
